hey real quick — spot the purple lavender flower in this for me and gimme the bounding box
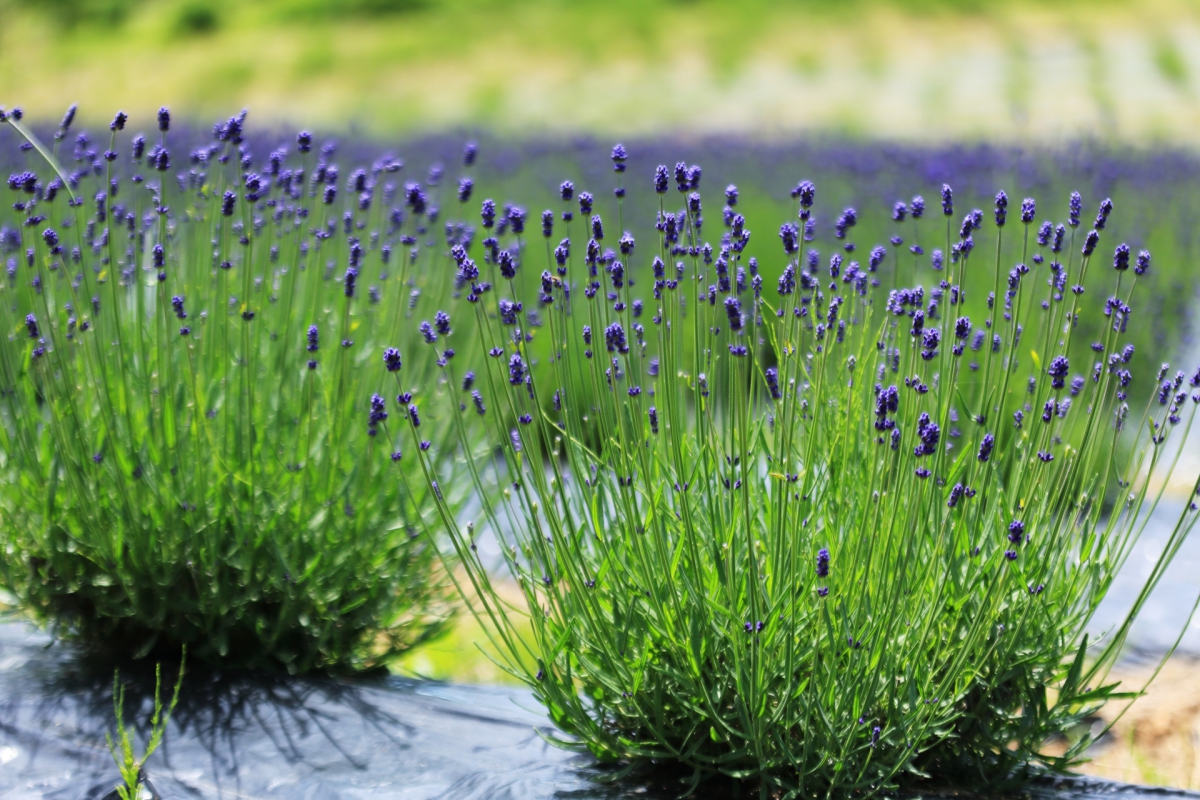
[941,184,953,216]
[977,433,995,462]
[868,245,885,272]
[1082,230,1099,257]
[1135,249,1151,275]
[653,165,669,194]
[434,310,451,337]
[1094,198,1113,230]
[508,206,527,235]
[1036,221,1052,246]
[508,353,527,384]
[1008,519,1025,544]
[777,264,796,295]
[795,180,816,209]
[1048,355,1070,390]
[816,547,830,578]
[834,208,857,239]
[157,107,170,132]
[463,141,478,166]
[724,296,743,331]
[611,143,627,172]
[604,322,629,354]
[1113,243,1130,271]
[344,266,358,297]
[579,192,593,215]
[1020,198,1035,224]
[384,347,402,372]
[994,191,1008,227]
[779,223,799,255]
[915,412,940,456]
[1068,191,1082,228]
[367,393,388,434]
[481,198,496,229]
[765,367,781,400]
[911,195,925,219]
[24,313,38,339]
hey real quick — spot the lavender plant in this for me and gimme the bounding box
[412,155,1200,794]
[0,106,475,672]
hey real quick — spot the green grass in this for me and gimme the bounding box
[1,0,1196,139]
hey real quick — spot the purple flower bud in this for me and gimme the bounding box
[653,165,669,194]
[508,353,526,385]
[1113,243,1130,271]
[1134,249,1151,275]
[724,296,743,331]
[911,195,925,219]
[611,143,627,171]
[816,547,830,578]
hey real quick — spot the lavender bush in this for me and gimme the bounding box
[409,151,1200,794]
[0,106,478,672]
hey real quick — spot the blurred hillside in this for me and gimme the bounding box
[3,0,1200,140]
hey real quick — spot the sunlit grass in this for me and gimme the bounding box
[3,0,1200,139]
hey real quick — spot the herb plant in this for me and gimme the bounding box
[108,653,185,800]
[0,106,474,672]
[413,154,1200,795]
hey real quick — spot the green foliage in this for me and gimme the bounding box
[0,116,462,673]
[174,1,220,36]
[413,178,1200,794]
[108,653,185,800]
[1153,37,1189,88]
[20,0,136,28]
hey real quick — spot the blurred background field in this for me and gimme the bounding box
[6,0,1200,788]
[5,0,1200,140]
